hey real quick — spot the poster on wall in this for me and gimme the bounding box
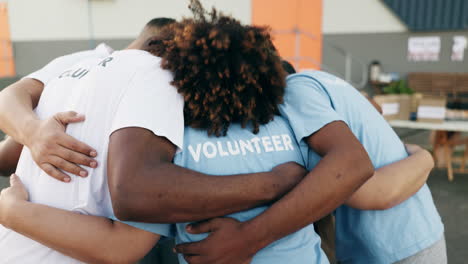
[407,37,441,62]
[451,36,467,61]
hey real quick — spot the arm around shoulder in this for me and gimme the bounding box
[239,121,375,254]
[107,127,177,221]
[346,144,434,210]
[108,127,307,223]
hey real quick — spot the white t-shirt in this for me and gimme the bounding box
[25,43,114,86]
[0,49,184,263]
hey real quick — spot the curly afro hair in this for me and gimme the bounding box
[150,0,287,136]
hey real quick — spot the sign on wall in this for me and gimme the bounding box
[408,36,441,62]
[452,36,467,62]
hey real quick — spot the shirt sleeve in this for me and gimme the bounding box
[23,50,98,85]
[279,74,344,143]
[110,63,184,151]
[110,216,175,237]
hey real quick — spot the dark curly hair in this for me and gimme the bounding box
[150,0,286,136]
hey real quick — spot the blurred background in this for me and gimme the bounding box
[0,0,467,263]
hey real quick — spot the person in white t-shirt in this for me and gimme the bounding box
[0,18,185,264]
[0,15,311,263]
[0,17,176,181]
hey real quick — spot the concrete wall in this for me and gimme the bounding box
[5,0,407,38]
[5,0,251,41]
[322,0,407,34]
[0,76,19,89]
[13,38,131,76]
[4,0,251,76]
[6,0,468,79]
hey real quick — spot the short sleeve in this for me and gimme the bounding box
[110,216,175,237]
[24,43,112,85]
[279,74,344,143]
[24,51,94,85]
[110,63,184,151]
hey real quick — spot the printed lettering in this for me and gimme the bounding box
[203,142,217,159]
[251,137,262,154]
[79,70,90,79]
[239,140,254,155]
[188,144,202,163]
[272,135,284,151]
[262,136,274,152]
[227,141,240,155]
[282,134,294,151]
[99,57,114,67]
[59,68,90,80]
[71,68,88,79]
[217,141,229,157]
[59,70,72,79]
[187,134,296,162]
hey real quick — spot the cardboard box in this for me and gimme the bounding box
[374,95,400,120]
[411,93,423,113]
[398,94,412,120]
[417,96,447,123]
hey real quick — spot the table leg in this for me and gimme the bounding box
[432,132,441,167]
[433,143,440,168]
[433,131,449,168]
[444,144,454,182]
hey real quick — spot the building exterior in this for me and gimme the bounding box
[0,0,466,83]
[322,0,468,88]
[0,0,251,77]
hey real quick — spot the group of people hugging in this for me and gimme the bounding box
[0,1,446,263]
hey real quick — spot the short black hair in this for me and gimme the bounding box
[146,17,176,29]
[282,60,296,74]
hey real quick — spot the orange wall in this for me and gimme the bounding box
[0,3,15,77]
[252,0,322,70]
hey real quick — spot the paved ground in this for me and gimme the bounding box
[428,169,468,264]
[398,129,468,264]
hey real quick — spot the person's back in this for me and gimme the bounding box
[174,116,328,264]
[282,70,443,263]
[0,50,181,263]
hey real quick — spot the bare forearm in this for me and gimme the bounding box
[110,129,303,224]
[241,150,373,253]
[347,148,433,210]
[116,164,294,223]
[4,201,157,264]
[0,79,43,145]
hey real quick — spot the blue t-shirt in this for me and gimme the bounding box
[279,71,444,264]
[117,116,328,263]
[171,116,328,264]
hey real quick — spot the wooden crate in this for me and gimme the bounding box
[408,72,468,104]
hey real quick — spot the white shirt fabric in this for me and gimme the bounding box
[0,49,184,264]
[24,43,114,86]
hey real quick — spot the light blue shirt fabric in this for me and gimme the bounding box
[279,70,444,264]
[171,116,328,264]
[112,217,174,238]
